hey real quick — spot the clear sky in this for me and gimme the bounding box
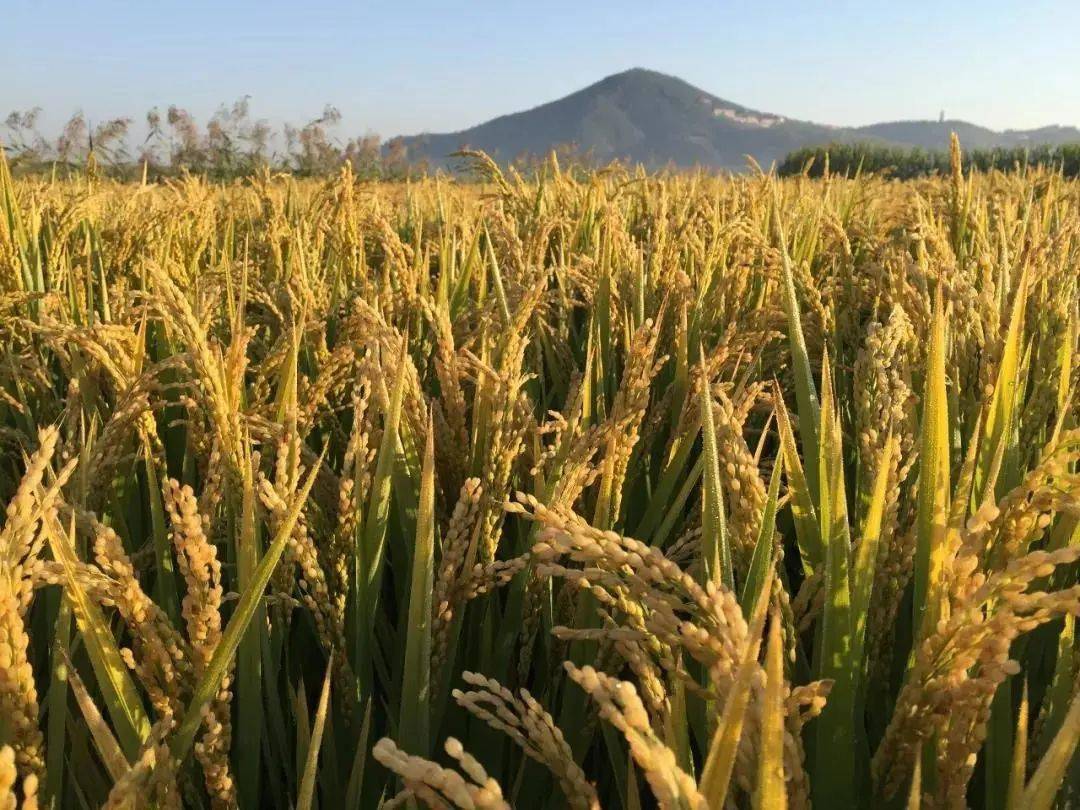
[5,0,1080,140]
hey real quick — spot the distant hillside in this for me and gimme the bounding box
[851,120,1080,151]
[395,68,1080,171]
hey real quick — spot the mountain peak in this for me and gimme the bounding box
[595,67,685,85]
[397,71,1080,170]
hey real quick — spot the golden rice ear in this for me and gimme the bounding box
[0,746,16,805]
[373,737,510,810]
[453,672,598,810]
[101,715,180,810]
[700,569,772,806]
[171,446,326,764]
[6,139,1080,810]
[564,663,708,810]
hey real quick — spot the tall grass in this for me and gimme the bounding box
[0,141,1078,809]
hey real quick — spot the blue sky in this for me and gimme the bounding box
[5,0,1080,140]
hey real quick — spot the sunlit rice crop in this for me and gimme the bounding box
[0,139,1078,809]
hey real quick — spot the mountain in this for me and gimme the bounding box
[850,120,1080,151]
[394,68,1080,171]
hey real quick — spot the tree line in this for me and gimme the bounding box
[778,141,1080,179]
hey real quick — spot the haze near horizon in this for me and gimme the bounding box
[5,0,1080,140]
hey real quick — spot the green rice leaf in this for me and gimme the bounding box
[741,452,783,619]
[297,654,334,810]
[913,286,951,637]
[698,358,733,591]
[1022,684,1080,809]
[754,608,787,810]
[398,413,435,757]
[45,510,151,761]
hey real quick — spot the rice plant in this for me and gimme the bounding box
[0,138,1078,809]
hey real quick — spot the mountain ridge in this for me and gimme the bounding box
[395,68,1080,170]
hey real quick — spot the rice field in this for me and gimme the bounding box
[0,142,1078,809]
